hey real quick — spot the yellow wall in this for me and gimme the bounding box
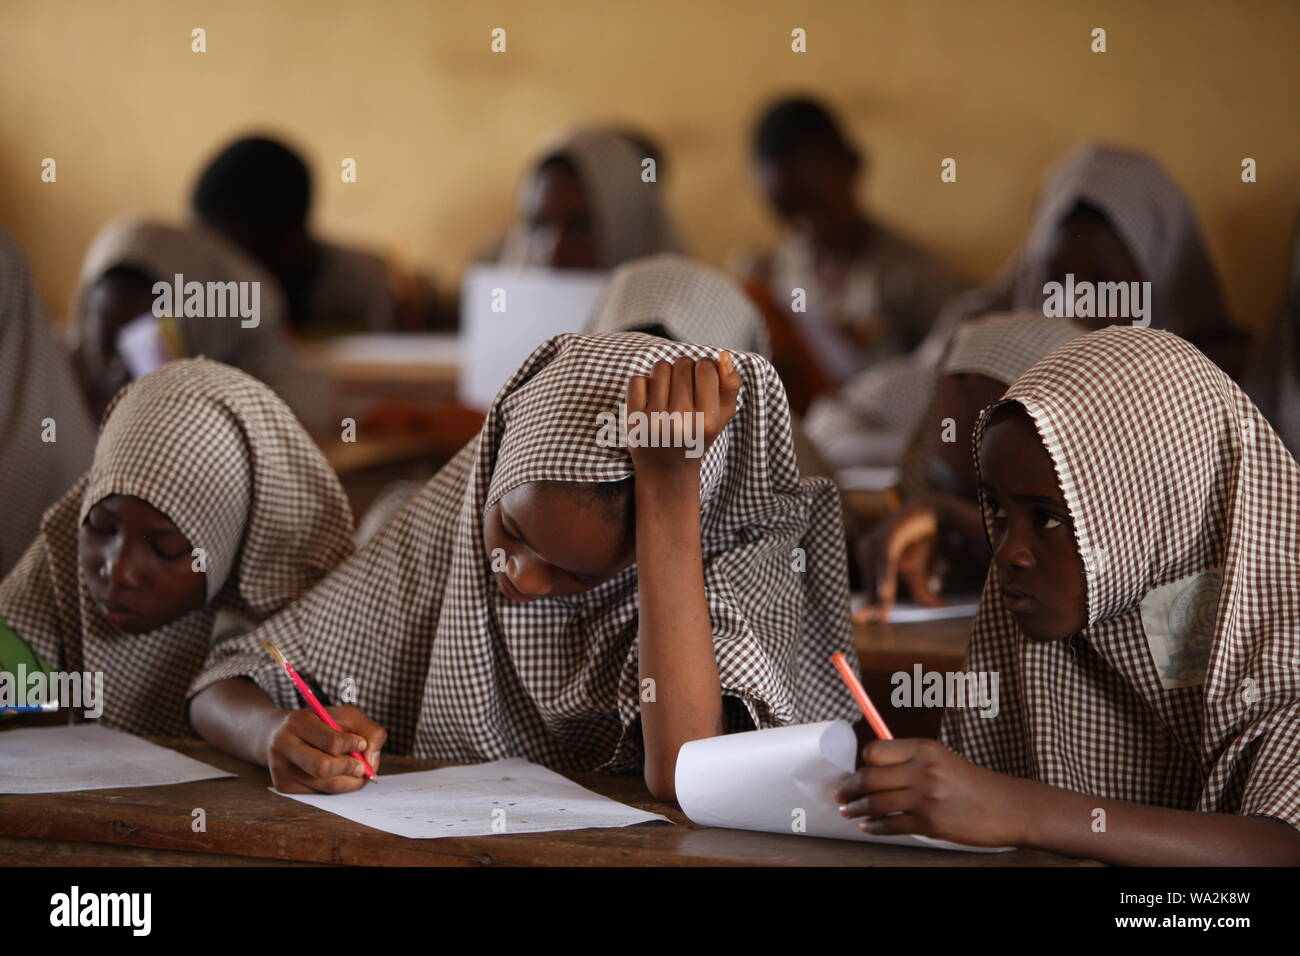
[3,0,1297,330]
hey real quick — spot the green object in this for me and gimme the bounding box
[0,616,52,717]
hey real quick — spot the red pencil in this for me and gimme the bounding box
[261,640,378,782]
[831,652,893,741]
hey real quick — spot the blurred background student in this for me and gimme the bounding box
[735,96,967,413]
[192,135,399,336]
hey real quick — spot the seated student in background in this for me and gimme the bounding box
[0,229,96,579]
[857,311,1085,620]
[806,143,1247,472]
[192,135,397,335]
[0,360,354,736]
[1245,201,1300,460]
[735,95,966,412]
[489,125,683,271]
[69,218,327,432]
[838,327,1300,866]
[189,332,860,801]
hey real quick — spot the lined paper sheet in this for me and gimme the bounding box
[851,592,981,622]
[274,757,669,839]
[0,725,235,793]
[675,721,1012,852]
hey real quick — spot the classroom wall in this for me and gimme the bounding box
[2,0,1297,331]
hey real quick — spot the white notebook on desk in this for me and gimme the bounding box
[675,721,1012,852]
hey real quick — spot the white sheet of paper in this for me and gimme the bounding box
[675,721,1012,852]
[458,264,608,410]
[0,724,236,793]
[321,332,461,367]
[116,312,173,378]
[274,757,669,839]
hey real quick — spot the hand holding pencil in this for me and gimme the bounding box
[260,640,387,795]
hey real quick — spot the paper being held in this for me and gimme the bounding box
[675,721,1013,852]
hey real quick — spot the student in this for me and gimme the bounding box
[805,143,1247,472]
[0,229,95,578]
[837,327,1300,865]
[0,360,354,736]
[740,95,966,404]
[1245,202,1300,459]
[69,218,326,432]
[189,332,860,799]
[493,126,683,270]
[858,311,1086,619]
[191,135,396,334]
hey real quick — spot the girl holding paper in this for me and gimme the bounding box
[836,328,1300,866]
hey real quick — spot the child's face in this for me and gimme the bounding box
[978,407,1088,641]
[524,163,599,271]
[482,481,635,603]
[79,494,207,633]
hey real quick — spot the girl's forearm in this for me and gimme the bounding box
[188,677,288,767]
[635,472,724,801]
[1016,776,1300,865]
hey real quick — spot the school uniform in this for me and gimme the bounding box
[0,359,354,736]
[191,332,861,771]
[942,327,1300,827]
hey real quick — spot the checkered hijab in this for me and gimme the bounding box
[898,311,1086,496]
[969,144,1233,341]
[1246,207,1300,459]
[0,229,96,577]
[71,218,289,370]
[192,332,860,772]
[498,127,683,269]
[586,254,772,357]
[942,327,1300,825]
[0,359,354,737]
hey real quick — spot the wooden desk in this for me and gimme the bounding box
[0,738,1092,867]
[855,615,973,739]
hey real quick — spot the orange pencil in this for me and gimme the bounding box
[831,652,893,741]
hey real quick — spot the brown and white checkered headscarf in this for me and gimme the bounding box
[68,218,327,431]
[942,327,1300,826]
[0,359,354,737]
[586,254,772,357]
[0,229,96,577]
[966,144,1233,341]
[897,310,1087,497]
[192,332,860,772]
[498,127,683,269]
